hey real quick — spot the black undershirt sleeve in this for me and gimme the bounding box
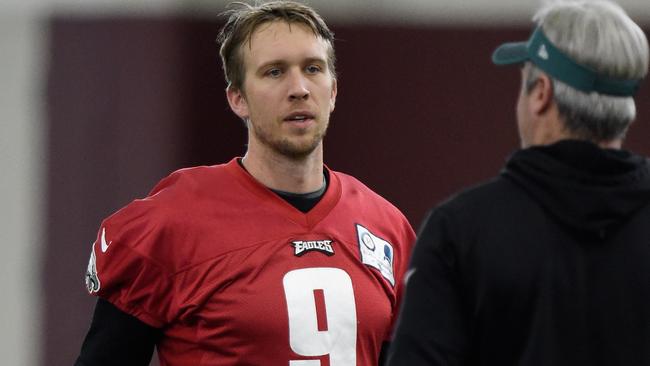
[74,298,160,366]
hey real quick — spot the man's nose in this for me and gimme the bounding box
[287,70,310,101]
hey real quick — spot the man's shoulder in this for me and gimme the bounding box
[97,161,244,268]
[438,175,526,214]
[333,170,398,205]
[330,169,411,224]
[105,160,239,228]
[417,176,530,245]
[329,170,416,259]
[148,161,236,198]
[331,169,372,191]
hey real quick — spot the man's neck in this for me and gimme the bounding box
[526,110,623,150]
[241,144,325,194]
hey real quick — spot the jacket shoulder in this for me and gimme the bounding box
[437,176,534,220]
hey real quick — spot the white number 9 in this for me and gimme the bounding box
[283,267,357,366]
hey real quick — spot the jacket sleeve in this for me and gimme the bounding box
[386,208,471,366]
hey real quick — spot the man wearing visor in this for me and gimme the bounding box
[387,1,650,365]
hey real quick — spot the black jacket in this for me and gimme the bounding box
[387,140,650,366]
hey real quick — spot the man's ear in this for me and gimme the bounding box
[329,78,337,112]
[529,73,554,116]
[226,86,249,119]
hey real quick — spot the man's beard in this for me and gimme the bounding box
[251,122,328,160]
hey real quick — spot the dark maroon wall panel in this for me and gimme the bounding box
[45,17,650,365]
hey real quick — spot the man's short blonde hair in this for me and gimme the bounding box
[217,1,336,92]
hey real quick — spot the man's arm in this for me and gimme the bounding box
[75,298,161,366]
[386,209,471,366]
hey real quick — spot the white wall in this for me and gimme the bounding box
[3,0,650,23]
[0,13,45,366]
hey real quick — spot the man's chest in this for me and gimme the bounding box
[163,229,397,365]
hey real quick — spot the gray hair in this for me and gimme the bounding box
[525,0,649,142]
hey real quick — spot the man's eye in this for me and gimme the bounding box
[306,65,322,74]
[266,69,282,77]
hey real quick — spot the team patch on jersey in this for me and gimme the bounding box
[356,224,395,286]
[291,240,335,257]
[85,242,101,293]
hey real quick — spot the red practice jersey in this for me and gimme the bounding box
[85,158,415,365]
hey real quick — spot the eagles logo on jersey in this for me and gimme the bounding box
[291,239,335,256]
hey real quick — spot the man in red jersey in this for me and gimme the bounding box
[74,1,415,365]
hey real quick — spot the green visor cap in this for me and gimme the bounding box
[491,27,642,96]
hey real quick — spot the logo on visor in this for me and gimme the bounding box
[538,44,549,60]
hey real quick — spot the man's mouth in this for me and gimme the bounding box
[284,112,315,122]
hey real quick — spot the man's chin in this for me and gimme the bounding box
[272,138,323,160]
